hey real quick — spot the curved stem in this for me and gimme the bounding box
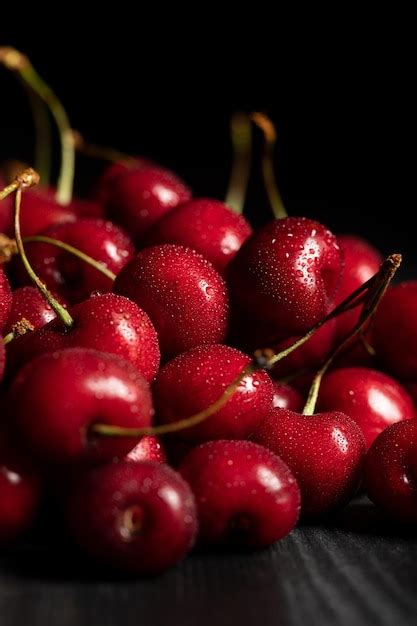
[0,48,74,205]
[225,112,252,214]
[303,254,402,415]
[23,235,116,281]
[0,178,21,202]
[26,85,52,185]
[14,187,73,328]
[250,112,287,219]
[72,130,138,167]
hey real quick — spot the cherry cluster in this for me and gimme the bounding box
[0,49,416,577]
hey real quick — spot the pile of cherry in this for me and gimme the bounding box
[0,51,416,578]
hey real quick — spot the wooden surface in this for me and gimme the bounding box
[0,497,416,626]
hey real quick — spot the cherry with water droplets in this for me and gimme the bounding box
[124,436,166,464]
[272,381,304,411]
[4,286,61,335]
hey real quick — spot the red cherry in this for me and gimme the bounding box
[13,218,135,304]
[7,293,160,383]
[65,461,197,574]
[4,286,60,335]
[154,344,273,443]
[364,419,417,524]
[91,159,152,206]
[317,367,414,449]
[105,166,192,243]
[114,245,229,359]
[0,428,42,542]
[272,381,304,411]
[373,281,417,382]
[0,268,12,331]
[335,235,382,340]
[147,198,252,274]
[228,217,342,335]
[254,408,365,517]
[124,436,166,464]
[10,348,154,465]
[179,440,300,547]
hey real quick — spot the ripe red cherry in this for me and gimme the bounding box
[364,419,417,524]
[227,217,342,335]
[373,281,417,382]
[124,436,166,464]
[91,159,153,206]
[7,293,160,383]
[10,348,154,465]
[105,166,192,243]
[154,344,274,443]
[254,408,365,517]
[147,198,252,274]
[335,235,382,340]
[4,286,60,335]
[317,367,414,449]
[0,428,42,542]
[65,461,197,574]
[13,218,135,304]
[179,440,300,547]
[272,381,304,411]
[0,268,12,331]
[114,245,229,359]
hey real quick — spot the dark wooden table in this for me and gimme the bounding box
[1,496,416,626]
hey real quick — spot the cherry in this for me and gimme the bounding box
[335,235,382,340]
[272,381,304,411]
[105,166,192,243]
[13,218,135,304]
[227,217,342,335]
[254,408,365,517]
[124,436,166,464]
[0,427,42,542]
[4,286,60,335]
[65,461,197,574]
[179,440,300,547]
[10,348,154,465]
[114,245,229,359]
[364,419,417,524]
[146,198,252,274]
[0,268,12,331]
[154,344,274,443]
[91,159,152,206]
[7,293,160,383]
[317,367,414,449]
[373,281,417,382]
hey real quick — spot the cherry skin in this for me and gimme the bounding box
[272,381,304,411]
[0,268,12,332]
[146,198,252,274]
[10,348,154,465]
[364,419,417,524]
[253,408,365,517]
[7,293,160,384]
[13,218,135,304]
[114,245,229,359]
[227,217,342,335]
[4,286,60,335]
[105,166,192,244]
[179,440,300,547]
[124,436,166,464]
[91,159,153,206]
[317,367,414,449]
[373,281,417,382]
[335,235,382,340]
[0,427,42,542]
[154,344,274,443]
[65,461,197,575]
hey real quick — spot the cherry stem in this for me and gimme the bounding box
[0,47,74,205]
[2,318,35,345]
[26,86,52,185]
[71,130,138,167]
[13,171,74,328]
[225,112,252,214]
[23,235,116,281]
[250,112,287,219]
[3,332,14,345]
[303,254,402,416]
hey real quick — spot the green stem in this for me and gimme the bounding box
[3,332,14,345]
[225,112,252,214]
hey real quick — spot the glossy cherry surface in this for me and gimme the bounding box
[179,440,300,547]
[227,217,342,335]
[8,186,77,238]
[254,408,365,517]
[114,245,229,359]
[147,198,252,274]
[10,348,154,465]
[317,367,414,449]
[364,419,417,524]
[124,436,166,464]
[4,286,59,335]
[154,344,274,443]
[91,159,153,206]
[65,461,197,574]
[272,381,304,411]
